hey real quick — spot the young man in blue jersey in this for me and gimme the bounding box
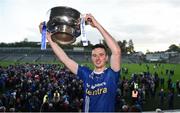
[39,14,121,112]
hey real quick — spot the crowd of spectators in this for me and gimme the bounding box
[0,63,179,112]
[119,64,179,112]
[0,64,83,112]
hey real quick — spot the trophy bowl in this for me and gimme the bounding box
[46,6,81,45]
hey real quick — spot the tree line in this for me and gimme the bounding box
[0,38,179,54]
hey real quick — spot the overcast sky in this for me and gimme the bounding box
[0,0,180,53]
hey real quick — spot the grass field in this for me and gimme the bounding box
[81,62,180,83]
[121,63,180,82]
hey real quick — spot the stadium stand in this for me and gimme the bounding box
[2,54,23,62]
[20,54,40,62]
[0,47,56,62]
[0,47,92,63]
[38,55,56,62]
[168,54,180,64]
[0,54,8,61]
[0,47,179,64]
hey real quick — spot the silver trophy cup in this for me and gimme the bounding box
[46,6,81,45]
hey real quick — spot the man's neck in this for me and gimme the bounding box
[94,67,106,73]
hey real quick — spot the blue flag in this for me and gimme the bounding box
[41,21,46,50]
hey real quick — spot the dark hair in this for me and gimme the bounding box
[92,44,107,54]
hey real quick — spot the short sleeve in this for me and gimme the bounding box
[77,65,92,81]
[108,68,120,83]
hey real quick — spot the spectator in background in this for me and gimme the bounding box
[39,14,121,112]
[166,69,169,75]
[160,77,165,88]
[176,80,180,96]
[132,89,139,105]
[158,88,165,109]
[167,89,174,110]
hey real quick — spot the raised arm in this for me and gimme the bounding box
[85,14,121,72]
[39,23,78,75]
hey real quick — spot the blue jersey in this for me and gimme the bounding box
[77,65,120,112]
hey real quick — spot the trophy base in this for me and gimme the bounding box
[51,32,76,45]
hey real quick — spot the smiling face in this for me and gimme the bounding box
[91,47,108,70]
